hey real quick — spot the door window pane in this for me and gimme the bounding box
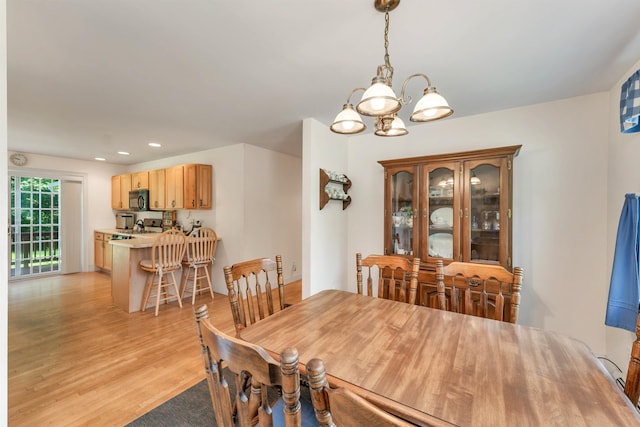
[10,175,61,277]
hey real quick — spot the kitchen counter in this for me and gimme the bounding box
[106,229,221,313]
[108,231,163,313]
[110,241,154,313]
[109,237,156,249]
[97,228,162,239]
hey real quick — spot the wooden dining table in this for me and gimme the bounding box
[240,289,640,426]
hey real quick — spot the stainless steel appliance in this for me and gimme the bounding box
[115,213,134,230]
[110,234,132,240]
[129,189,149,211]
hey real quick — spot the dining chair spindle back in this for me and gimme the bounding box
[435,260,524,323]
[224,255,286,335]
[356,253,421,305]
[307,357,413,426]
[625,313,640,407]
[194,305,306,427]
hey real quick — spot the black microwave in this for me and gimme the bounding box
[129,189,149,211]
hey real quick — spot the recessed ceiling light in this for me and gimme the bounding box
[95,157,106,161]
[148,142,162,148]
[117,151,130,155]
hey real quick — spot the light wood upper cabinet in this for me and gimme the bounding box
[379,145,520,271]
[131,171,149,190]
[198,164,212,209]
[111,164,212,211]
[111,174,131,210]
[184,164,212,209]
[165,165,184,210]
[148,169,165,210]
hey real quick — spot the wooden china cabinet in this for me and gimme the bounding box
[378,145,521,277]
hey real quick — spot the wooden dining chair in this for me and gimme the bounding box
[355,253,421,305]
[434,260,524,323]
[307,357,413,427]
[139,229,187,316]
[224,255,286,335]
[181,227,218,305]
[194,305,314,427]
[624,313,640,407]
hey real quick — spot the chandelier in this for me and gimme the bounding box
[330,0,453,137]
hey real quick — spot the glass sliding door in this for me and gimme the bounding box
[10,176,61,277]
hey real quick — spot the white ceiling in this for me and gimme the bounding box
[8,1,640,165]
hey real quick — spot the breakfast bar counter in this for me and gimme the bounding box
[110,237,157,313]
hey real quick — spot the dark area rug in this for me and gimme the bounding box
[126,369,311,427]
[126,379,216,427]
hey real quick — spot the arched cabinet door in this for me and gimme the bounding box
[383,165,418,258]
[463,157,510,268]
[422,161,460,265]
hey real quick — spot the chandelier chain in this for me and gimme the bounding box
[383,8,393,82]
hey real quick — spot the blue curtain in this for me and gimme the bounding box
[605,193,640,332]
[620,70,640,133]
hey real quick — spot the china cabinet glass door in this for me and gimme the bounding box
[463,158,509,266]
[422,162,460,262]
[387,167,417,256]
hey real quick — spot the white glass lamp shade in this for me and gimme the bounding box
[357,77,401,117]
[410,87,454,122]
[438,177,454,187]
[330,104,366,134]
[375,115,408,137]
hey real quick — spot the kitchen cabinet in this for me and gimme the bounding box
[184,164,212,209]
[111,163,213,211]
[148,169,166,210]
[111,174,131,210]
[131,171,149,190]
[378,145,520,271]
[165,165,185,210]
[94,231,113,271]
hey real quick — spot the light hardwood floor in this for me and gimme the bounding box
[8,272,301,426]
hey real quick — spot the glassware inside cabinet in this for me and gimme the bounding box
[428,167,454,259]
[469,163,500,262]
[390,170,414,255]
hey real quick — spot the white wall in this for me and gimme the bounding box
[302,119,349,298]
[606,58,640,378]
[133,143,302,293]
[6,152,127,272]
[243,144,302,282]
[303,92,611,355]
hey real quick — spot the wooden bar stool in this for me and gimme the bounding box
[140,229,187,316]
[181,227,218,305]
